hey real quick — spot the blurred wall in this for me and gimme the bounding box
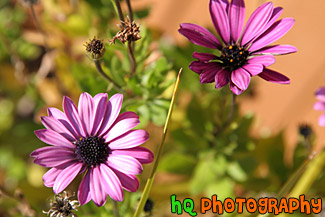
[132,0,325,159]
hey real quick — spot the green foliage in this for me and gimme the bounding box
[0,1,40,60]
[0,1,324,217]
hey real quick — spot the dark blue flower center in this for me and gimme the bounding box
[75,136,109,166]
[219,45,249,71]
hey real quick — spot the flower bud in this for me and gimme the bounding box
[85,37,106,60]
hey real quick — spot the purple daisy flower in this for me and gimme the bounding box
[314,87,325,127]
[179,0,296,95]
[31,92,153,207]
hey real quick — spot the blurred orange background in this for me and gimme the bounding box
[131,0,325,161]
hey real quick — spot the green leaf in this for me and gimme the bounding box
[189,154,227,195]
[227,161,248,182]
[149,103,167,126]
[205,177,235,201]
[159,152,196,174]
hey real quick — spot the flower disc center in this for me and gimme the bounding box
[219,45,249,71]
[75,136,109,166]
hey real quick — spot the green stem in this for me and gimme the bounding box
[113,0,125,24]
[128,42,136,75]
[30,4,49,51]
[93,59,122,91]
[289,151,325,198]
[112,199,120,217]
[255,151,324,217]
[126,0,134,22]
[225,93,236,128]
[133,69,182,217]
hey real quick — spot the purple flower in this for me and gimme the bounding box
[31,93,153,207]
[179,0,296,95]
[314,87,325,126]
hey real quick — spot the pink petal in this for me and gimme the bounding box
[111,147,154,164]
[230,82,244,95]
[319,114,325,127]
[229,0,245,42]
[91,93,108,135]
[314,102,325,111]
[192,52,218,62]
[249,18,295,52]
[43,168,62,187]
[109,130,149,149]
[262,7,283,32]
[31,146,73,157]
[90,166,107,206]
[248,55,275,67]
[315,87,325,102]
[34,129,74,148]
[250,7,284,43]
[189,61,219,74]
[78,93,94,136]
[34,157,76,168]
[99,164,123,201]
[200,66,221,83]
[242,63,264,76]
[98,94,123,137]
[47,107,66,119]
[78,170,91,205]
[41,116,76,141]
[189,61,207,74]
[231,67,251,90]
[219,0,229,12]
[63,96,86,137]
[53,162,83,194]
[178,23,222,49]
[106,155,143,175]
[210,0,231,44]
[103,112,140,143]
[112,168,139,192]
[241,2,273,45]
[258,68,290,84]
[47,107,79,139]
[254,45,297,55]
[31,146,75,162]
[215,68,229,89]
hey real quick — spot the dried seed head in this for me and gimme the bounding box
[43,191,80,217]
[85,37,106,60]
[111,17,141,44]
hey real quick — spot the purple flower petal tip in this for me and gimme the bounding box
[314,87,325,127]
[179,23,221,49]
[315,87,325,102]
[258,68,290,84]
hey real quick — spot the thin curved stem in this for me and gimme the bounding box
[126,0,134,22]
[30,4,49,51]
[225,93,236,128]
[93,59,122,91]
[113,0,125,24]
[254,151,321,217]
[127,42,136,75]
[133,69,182,217]
[112,199,120,217]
